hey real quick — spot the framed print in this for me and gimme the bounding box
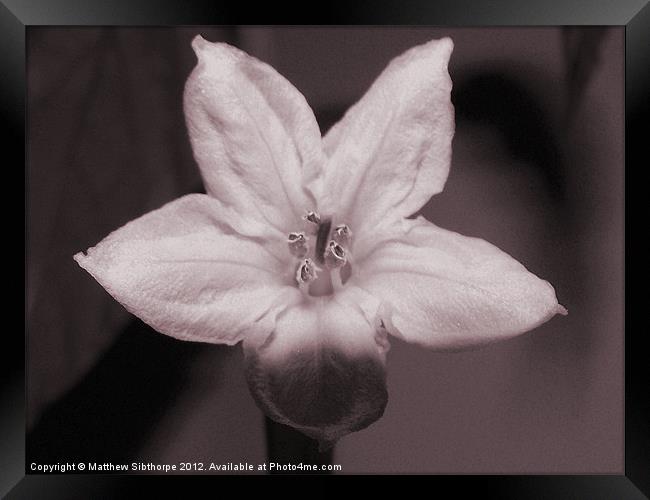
[10,0,649,496]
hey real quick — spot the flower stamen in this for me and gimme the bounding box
[287,232,309,258]
[324,240,346,269]
[302,210,321,234]
[291,217,353,294]
[296,258,318,286]
[332,224,351,246]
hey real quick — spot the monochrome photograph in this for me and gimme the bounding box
[26,26,624,475]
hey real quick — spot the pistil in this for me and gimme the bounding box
[314,218,332,264]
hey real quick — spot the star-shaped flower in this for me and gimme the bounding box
[75,35,566,447]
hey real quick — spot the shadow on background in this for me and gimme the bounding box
[27,319,214,464]
[453,71,565,200]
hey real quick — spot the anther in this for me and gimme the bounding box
[287,232,309,258]
[296,258,318,285]
[332,224,351,246]
[324,240,347,269]
[302,210,321,234]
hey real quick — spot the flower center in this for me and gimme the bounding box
[289,212,353,296]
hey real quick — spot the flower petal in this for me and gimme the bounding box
[317,38,455,241]
[74,194,300,345]
[243,287,389,446]
[355,217,566,350]
[184,35,324,232]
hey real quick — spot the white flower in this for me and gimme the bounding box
[74,35,566,447]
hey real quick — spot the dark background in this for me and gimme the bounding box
[26,27,623,473]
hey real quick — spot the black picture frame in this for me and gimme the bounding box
[11,0,647,496]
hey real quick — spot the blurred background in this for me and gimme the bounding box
[26,26,623,473]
